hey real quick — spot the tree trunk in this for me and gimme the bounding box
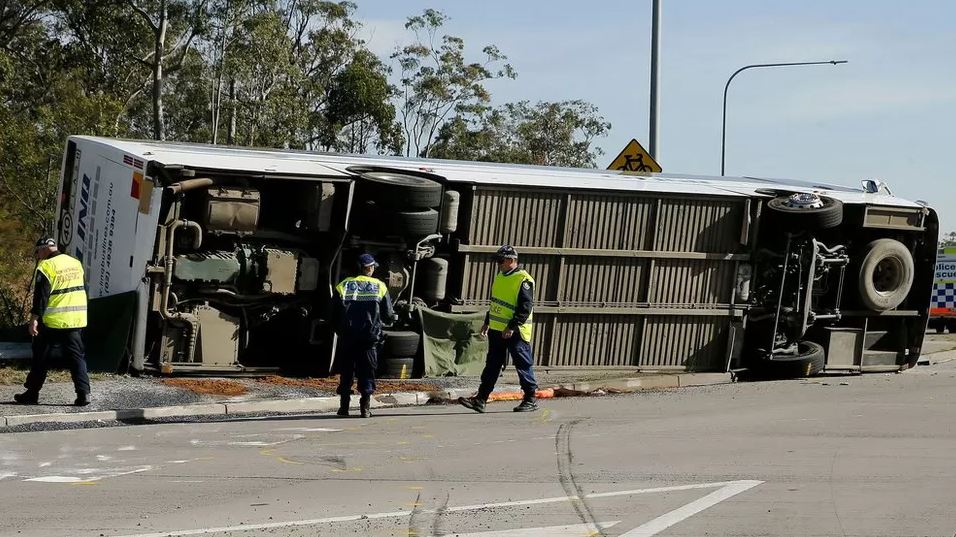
[227,78,236,145]
[151,0,168,140]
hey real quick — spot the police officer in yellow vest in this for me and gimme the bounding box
[14,238,91,406]
[332,253,394,418]
[459,245,539,413]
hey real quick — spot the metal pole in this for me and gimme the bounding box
[720,60,847,176]
[648,0,662,159]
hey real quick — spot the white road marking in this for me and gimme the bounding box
[112,480,762,537]
[619,480,764,536]
[274,427,343,432]
[24,466,153,483]
[118,446,137,451]
[0,472,16,481]
[425,521,619,536]
[24,476,86,483]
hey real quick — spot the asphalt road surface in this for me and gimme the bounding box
[2,361,955,537]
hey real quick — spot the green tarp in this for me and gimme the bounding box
[418,307,487,377]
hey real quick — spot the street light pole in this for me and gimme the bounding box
[648,0,662,159]
[720,60,848,176]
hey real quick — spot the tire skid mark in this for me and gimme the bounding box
[556,419,605,537]
[431,492,451,537]
[407,490,426,537]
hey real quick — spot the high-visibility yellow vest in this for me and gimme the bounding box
[36,254,88,329]
[335,275,388,302]
[488,269,534,341]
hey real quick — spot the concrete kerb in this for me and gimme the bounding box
[1,392,436,429]
[1,374,736,429]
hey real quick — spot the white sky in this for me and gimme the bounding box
[355,0,956,232]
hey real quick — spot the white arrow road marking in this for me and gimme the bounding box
[619,480,764,536]
[113,480,763,537]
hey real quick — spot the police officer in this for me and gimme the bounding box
[459,245,539,413]
[333,253,394,418]
[14,238,91,406]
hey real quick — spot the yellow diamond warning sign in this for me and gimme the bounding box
[608,139,662,173]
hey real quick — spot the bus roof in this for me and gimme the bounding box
[71,136,924,208]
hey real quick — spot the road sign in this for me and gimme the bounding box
[608,138,662,173]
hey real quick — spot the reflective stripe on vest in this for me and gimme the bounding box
[37,254,88,329]
[336,275,388,302]
[488,269,534,341]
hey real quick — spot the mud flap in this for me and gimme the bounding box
[84,290,137,372]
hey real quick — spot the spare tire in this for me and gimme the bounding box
[766,193,843,231]
[390,208,439,237]
[858,238,914,311]
[382,330,421,358]
[361,172,442,209]
[758,341,825,378]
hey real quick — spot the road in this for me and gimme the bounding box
[1,361,955,537]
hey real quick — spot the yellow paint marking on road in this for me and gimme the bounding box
[277,457,303,465]
[397,441,410,445]
[421,434,434,439]
[536,408,553,423]
[259,448,276,456]
[71,482,97,486]
[331,467,364,473]
[405,486,424,491]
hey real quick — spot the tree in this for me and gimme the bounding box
[431,100,611,168]
[125,0,210,140]
[392,9,515,158]
[940,232,956,248]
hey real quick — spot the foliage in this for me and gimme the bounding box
[392,9,515,157]
[432,100,611,167]
[0,2,609,328]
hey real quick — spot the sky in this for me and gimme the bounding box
[354,0,956,232]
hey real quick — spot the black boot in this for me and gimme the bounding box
[74,392,90,407]
[359,395,371,418]
[337,394,350,417]
[13,391,39,405]
[458,396,486,413]
[513,395,538,412]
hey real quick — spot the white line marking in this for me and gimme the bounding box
[425,521,619,536]
[619,480,764,536]
[274,427,343,432]
[117,446,137,451]
[24,466,153,483]
[113,480,759,537]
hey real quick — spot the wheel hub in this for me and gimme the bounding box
[782,193,824,209]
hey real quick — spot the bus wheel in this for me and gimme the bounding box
[360,171,442,209]
[766,193,843,231]
[858,239,914,312]
[758,341,825,378]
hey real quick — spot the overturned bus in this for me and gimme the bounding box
[55,136,938,377]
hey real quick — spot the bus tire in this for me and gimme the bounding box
[380,356,416,379]
[382,330,421,358]
[766,194,843,231]
[858,239,914,312]
[390,209,439,237]
[758,341,825,378]
[360,172,442,209]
